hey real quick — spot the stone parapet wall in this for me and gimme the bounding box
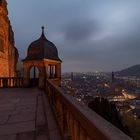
[46,79,132,140]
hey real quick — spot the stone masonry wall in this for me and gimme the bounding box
[0,0,18,77]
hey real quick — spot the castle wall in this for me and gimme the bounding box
[0,0,18,77]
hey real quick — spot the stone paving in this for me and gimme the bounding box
[0,88,49,140]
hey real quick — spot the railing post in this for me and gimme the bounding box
[79,127,87,140]
[73,120,80,140]
[0,77,23,88]
[11,78,13,87]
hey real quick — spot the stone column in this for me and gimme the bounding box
[56,63,61,86]
[23,68,29,87]
[39,66,46,88]
[56,63,60,78]
[55,65,57,78]
[49,65,52,78]
[45,63,48,79]
[52,65,54,78]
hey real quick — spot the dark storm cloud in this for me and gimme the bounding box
[64,19,100,42]
[7,0,140,72]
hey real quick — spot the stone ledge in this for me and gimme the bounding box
[47,79,132,140]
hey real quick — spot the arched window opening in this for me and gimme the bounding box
[47,65,57,79]
[29,66,39,87]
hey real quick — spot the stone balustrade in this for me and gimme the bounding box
[46,79,132,140]
[0,77,23,88]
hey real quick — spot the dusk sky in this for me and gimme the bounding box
[8,0,140,72]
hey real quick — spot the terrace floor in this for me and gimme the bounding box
[0,88,61,140]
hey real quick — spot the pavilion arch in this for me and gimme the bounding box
[23,59,61,88]
[23,60,46,88]
[29,65,39,87]
[29,65,39,79]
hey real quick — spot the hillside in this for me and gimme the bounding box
[117,64,140,76]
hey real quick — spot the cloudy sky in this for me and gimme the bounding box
[8,0,140,72]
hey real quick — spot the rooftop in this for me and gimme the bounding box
[24,27,61,62]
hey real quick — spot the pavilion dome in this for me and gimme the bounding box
[24,27,61,61]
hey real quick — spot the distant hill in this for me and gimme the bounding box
[117,64,140,76]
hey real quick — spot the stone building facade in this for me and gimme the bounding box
[23,27,62,88]
[0,0,19,77]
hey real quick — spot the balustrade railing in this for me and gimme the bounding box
[0,77,23,88]
[45,79,132,140]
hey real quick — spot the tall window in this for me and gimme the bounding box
[0,38,4,52]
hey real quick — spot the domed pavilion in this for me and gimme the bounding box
[23,27,62,88]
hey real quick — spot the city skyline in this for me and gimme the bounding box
[8,0,140,72]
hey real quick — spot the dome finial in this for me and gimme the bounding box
[41,26,45,34]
